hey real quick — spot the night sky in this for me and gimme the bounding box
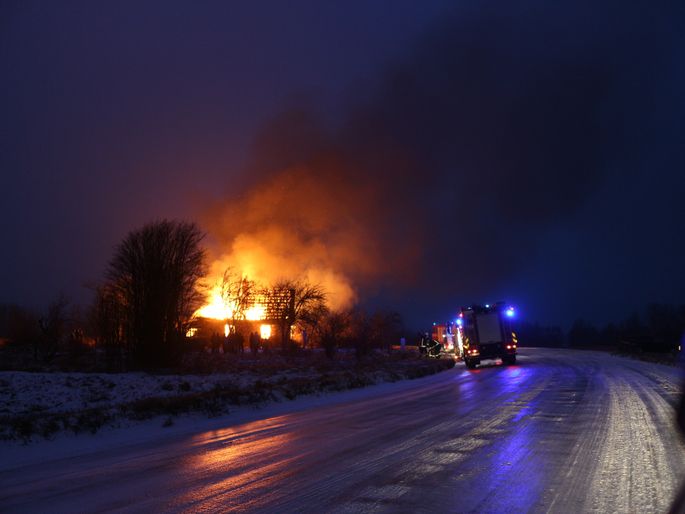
[2,0,684,329]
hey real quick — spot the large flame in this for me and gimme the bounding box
[195,283,267,321]
[245,303,266,321]
[199,168,370,318]
[195,289,234,320]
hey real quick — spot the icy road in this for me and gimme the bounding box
[2,348,685,513]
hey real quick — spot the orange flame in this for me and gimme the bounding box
[195,281,267,321]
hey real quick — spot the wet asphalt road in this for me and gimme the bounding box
[2,348,685,513]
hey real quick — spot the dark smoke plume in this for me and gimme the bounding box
[203,0,680,317]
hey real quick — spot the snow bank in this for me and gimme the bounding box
[0,355,455,441]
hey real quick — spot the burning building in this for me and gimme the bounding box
[186,283,299,350]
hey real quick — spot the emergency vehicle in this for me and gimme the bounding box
[457,302,518,369]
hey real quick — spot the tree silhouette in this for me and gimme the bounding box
[105,220,206,368]
[216,267,256,332]
[316,309,351,358]
[263,279,326,353]
[38,293,70,363]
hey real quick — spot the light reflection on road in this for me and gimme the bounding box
[175,420,297,511]
[490,385,544,512]
[2,349,684,514]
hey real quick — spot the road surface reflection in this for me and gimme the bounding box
[2,349,684,513]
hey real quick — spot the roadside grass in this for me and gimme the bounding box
[0,353,454,442]
[612,349,680,367]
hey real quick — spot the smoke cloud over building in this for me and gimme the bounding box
[201,0,681,323]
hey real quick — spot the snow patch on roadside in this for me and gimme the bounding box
[0,371,264,417]
[0,356,456,442]
[0,365,460,468]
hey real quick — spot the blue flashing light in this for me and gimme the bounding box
[456,318,463,327]
[505,307,515,318]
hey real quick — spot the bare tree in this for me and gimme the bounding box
[105,220,206,369]
[343,309,404,360]
[37,293,70,363]
[348,309,373,361]
[216,267,256,328]
[369,310,404,352]
[298,303,329,350]
[1,303,40,351]
[92,282,127,370]
[264,279,326,352]
[310,308,351,359]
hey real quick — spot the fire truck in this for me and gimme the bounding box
[431,322,456,352]
[458,302,518,369]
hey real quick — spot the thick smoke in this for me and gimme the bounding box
[202,110,424,310]
[202,0,677,317]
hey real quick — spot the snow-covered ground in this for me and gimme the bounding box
[0,366,455,468]
[0,370,262,417]
[2,348,685,513]
[0,355,455,440]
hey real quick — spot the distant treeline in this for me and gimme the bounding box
[0,221,404,372]
[519,303,685,353]
[0,296,407,373]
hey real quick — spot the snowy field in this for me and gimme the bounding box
[0,369,278,441]
[0,370,273,416]
[0,365,456,469]
[0,355,454,441]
